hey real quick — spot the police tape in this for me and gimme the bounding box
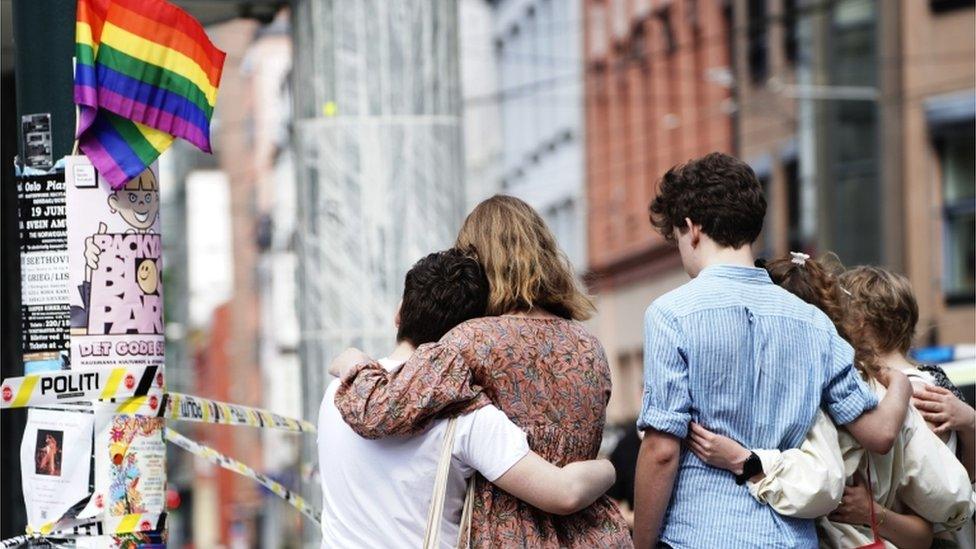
[0,513,165,547]
[50,390,167,417]
[6,384,315,435]
[166,428,321,524]
[0,365,163,409]
[163,392,316,433]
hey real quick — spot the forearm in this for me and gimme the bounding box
[847,375,910,454]
[633,433,681,549]
[876,506,933,549]
[494,453,615,515]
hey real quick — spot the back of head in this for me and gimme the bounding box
[838,266,919,376]
[397,249,489,346]
[763,253,850,341]
[455,195,595,320]
[649,152,766,248]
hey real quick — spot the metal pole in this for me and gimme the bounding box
[2,0,76,539]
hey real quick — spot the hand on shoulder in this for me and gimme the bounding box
[328,347,371,379]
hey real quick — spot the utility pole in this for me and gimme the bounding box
[1,0,76,540]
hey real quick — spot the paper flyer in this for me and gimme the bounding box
[20,408,94,528]
[83,415,166,520]
[66,156,164,371]
[17,173,70,373]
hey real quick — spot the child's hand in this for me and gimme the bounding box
[912,385,976,435]
[328,347,371,379]
[687,422,751,475]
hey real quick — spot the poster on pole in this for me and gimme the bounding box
[66,156,164,371]
[17,172,70,373]
[79,413,166,520]
[19,407,94,528]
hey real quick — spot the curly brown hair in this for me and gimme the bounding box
[764,254,851,343]
[649,152,766,248]
[838,267,919,380]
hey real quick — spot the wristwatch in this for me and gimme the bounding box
[735,452,763,485]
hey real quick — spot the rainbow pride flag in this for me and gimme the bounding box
[74,0,225,188]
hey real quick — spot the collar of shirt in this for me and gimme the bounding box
[377,357,406,372]
[697,264,772,284]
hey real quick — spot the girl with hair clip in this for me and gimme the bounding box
[687,253,974,549]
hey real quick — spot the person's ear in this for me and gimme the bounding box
[394,300,402,329]
[108,195,119,214]
[684,218,701,248]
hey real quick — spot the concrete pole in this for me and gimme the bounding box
[290,0,466,543]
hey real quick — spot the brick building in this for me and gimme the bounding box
[586,0,975,425]
[583,0,735,423]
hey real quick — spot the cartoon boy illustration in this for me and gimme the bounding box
[70,168,161,332]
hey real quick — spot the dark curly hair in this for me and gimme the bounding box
[396,249,489,346]
[649,152,766,248]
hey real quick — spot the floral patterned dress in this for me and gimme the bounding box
[334,316,632,548]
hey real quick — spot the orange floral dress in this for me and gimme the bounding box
[334,316,632,548]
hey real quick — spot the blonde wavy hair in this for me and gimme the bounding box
[455,195,595,320]
[838,266,919,379]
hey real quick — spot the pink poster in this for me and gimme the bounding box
[66,156,164,370]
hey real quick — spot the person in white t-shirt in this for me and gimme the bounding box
[317,249,616,548]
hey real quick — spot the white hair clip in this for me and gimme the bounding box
[840,287,853,297]
[790,251,810,266]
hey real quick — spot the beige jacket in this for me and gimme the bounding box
[746,387,974,548]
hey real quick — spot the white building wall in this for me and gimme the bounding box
[460,0,504,209]
[490,0,587,271]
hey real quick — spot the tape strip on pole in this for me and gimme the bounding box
[0,364,162,409]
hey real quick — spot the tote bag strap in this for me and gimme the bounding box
[457,476,475,548]
[423,417,459,549]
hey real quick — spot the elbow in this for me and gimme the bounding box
[550,482,590,516]
[551,493,585,516]
[646,442,681,468]
[863,432,896,455]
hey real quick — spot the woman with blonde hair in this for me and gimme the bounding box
[331,195,631,547]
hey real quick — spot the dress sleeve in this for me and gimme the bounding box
[333,336,492,439]
[636,304,691,438]
[746,411,846,519]
[821,333,879,425]
[896,408,975,531]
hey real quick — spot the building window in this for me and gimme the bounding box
[589,3,609,60]
[747,0,768,83]
[756,173,772,258]
[937,121,976,303]
[657,7,677,56]
[783,0,799,65]
[784,158,802,252]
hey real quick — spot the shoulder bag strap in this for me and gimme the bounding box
[423,417,459,549]
[456,476,475,548]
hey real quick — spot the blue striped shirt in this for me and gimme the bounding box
[638,264,878,548]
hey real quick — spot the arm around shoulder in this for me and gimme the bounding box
[333,341,490,438]
[843,370,911,454]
